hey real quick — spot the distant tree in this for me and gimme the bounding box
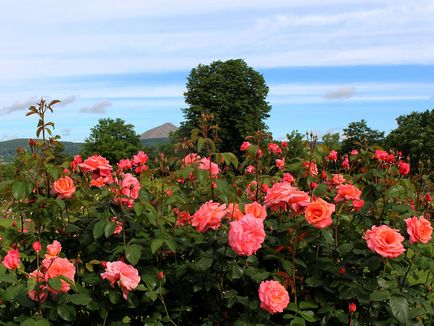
[285,130,307,161]
[321,132,341,150]
[385,109,434,167]
[177,59,271,153]
[341,119,385,153]
[83,118,142,163]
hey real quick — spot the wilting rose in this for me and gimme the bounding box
[2,249,20,270]
[404,216,433,244]
[191,201,227,232]
[365,225,405,258]
[258,280,290,314]
[101,261,140,299]
[228,214,266,256]
[305,198,335,229]
[52,176,76,199]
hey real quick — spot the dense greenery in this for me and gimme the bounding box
[83,118,142,163]
[341,119,385,154]
[177,59,271,153]
[385,109,434,168]
[0,103,432,325]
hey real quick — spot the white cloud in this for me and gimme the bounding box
[62,128,72,136]
[1,97,37,115]
[324,86,356,100]
[80,100,111,114]
[58,95,77,107]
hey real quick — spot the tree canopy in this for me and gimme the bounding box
[341,119,385,153]
[385,109,433,167]
[177,59,271,153]
[83,118,142,163]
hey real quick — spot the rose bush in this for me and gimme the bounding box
[0,103,432,325]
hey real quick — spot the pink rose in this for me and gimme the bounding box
[240,141,251,151]
[32,241,42,253]
[52,176,76,199]
[228,214,266,256]
[282,173,295,184]
[114,173,141,208]
[2,249,20,270]
[399,161,410,176]
[334,184,361,203]
[404,216,433,244]
[226,203,243,220]
[326,150,338,161]
[111,217,123,235]
[302,161,318,176]
[374,150,389,161]
[350,150,359,156]
[258,280,290,314]
[264,182,310,213]
[183,153,201,165]
[198,157,219,178]
[244,202,267,220]
[117,159,133,172]
[27,270,48,303]
[45,240,62,258]
[305,198,335,229]
[275,159,285,170]
[245,165,256,174]
[132,151,148,166]
[331,174,346,186]
[101,261,140,299]
[79,154,112,177]
[352,198,365,211]
[341,157,350,169]
[365,225,405,258]
[191,201,227,232]
[43,257,75,294]
[268,143,282,155]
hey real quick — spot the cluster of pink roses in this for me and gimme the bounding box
[365,216,432,258]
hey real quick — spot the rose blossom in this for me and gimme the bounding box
[226,203,243,220]
[365,225,405,258]
[27,270,48,303]
[245,165,256,174]
[79,154,112,178]
[32,241,42,253]
[114,173,141,208]
[264,182,310,213]
[374,150,389,161]
[2,249,20,270]
[70,154,82,171]
[198,157,219,178]
[334,184,361,203]
[228,214,266,256]
[183,153,200,165]
[191,201,227,232]
[326,150,338,161]
[101,261,140,299]
[240,141,251,151]
[117,159,133,172]
[52,176,76,199]
[258,280,290,314]
[282,172,295,184]
[404,216,433,244]
[341,157,350,169]
[302,161,318,176]
[275,159,285,170]
[399,161,410,176]
[42,257,76,294]
[132,151,148,166]
[175,210,192,226]
[350,150,359,156]
[305,198,335,229]
[352,198,365,211]
[244,202,267,220]
[45,240,62,258]
[330,174,346,186]
[268,143,282,155]
[111,217,123,235]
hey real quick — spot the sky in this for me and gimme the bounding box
[1,0,433,142]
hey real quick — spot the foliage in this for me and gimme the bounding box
[0,101,433,325]
[322,132,341,151]
[83,118,142,163]
[285,130,308,162]
[385,109,434,169]
[177,59,271,154]
[341,120,385,154]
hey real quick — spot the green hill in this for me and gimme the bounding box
[0,139,83,163]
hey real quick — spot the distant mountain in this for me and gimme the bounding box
[0,139,83,163]
[140,123,178,140]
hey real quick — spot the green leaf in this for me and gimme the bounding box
[151,239,164,254]
[164,239,176,252]
[299,301,318,310]
[195,257,214,271]
[93,220,106,240]
[370,289,390,301]
[48,277,62,291]
[69,293,92,305]
[290,317,306,326]
[57,304,76,321]
[35,320,50,326]
[12,181,29,200]
[298,310,316,322]
[313,183,327,197]
[387,185,405,198]
[389,296,409,324]
[104,221,116,238]
[125,245,142,265]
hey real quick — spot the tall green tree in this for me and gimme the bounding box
[341,119,385,153]
[177,59,272,153]
[83,118,142,163]
[321,132,341,150]
[385,109,434,167]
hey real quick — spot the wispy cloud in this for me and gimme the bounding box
[1,97,37,115]
[58,95,77,107]
[323,86,356,100]
[80,100,111,114]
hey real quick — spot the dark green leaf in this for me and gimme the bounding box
[57,304,76,321]
[69,293,92,305]
[125,245,142,265]
[389,296,409,324]
[151,239,164,254]
[48,277,62,291]
[93,220,106,240]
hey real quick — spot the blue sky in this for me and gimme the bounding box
[1,1,433,142]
